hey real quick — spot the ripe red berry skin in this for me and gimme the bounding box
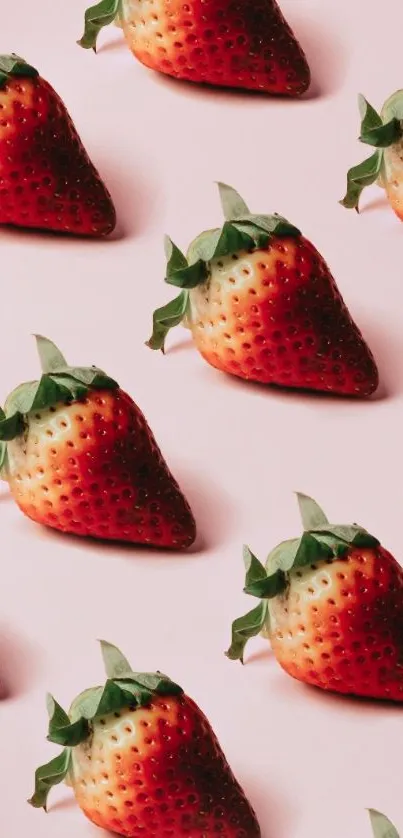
[5,388,196,549]
[0,60,115,236]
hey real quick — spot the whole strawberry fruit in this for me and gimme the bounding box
[0,335,195,548]
[29,641,261,837]
[147,183,378,397]
[0,53,115,236]
[341,92,403,220]
[78,0,310,96]
[226,493,403,701]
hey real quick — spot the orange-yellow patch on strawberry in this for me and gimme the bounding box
[0,78,38,143]
[383,142,403,221]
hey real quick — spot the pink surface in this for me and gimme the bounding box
[2,1,403,837]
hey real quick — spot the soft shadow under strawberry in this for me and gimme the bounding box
[240,775,296,838]
[272,670,403,716]
[285,11,347,99]
[197,363,390,404]
[0,626,42,700]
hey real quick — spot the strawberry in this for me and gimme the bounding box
[0,54,115,236]
[147,183,379,397]
[77,0,310,96]
[0,335,195,548]
[341,92,403,220]
[368,811,399,838]
[226,493,403,702]
[29,641,261,837]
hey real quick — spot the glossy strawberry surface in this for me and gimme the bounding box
[5,388,195,548]
[0,75,115,235]
[268,546,403,700]
[70,695,261,836]
[119,0,310,94]
[186,236,378,396]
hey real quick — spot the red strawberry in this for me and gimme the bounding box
[341,92,403,220]
[0,54,115,236]
[147,183,379,397]
[29,641,261,837]
[78,0,310,96]
[0,335,195,548]
[226,493,403,702]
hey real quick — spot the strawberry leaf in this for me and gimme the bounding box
[339,151,383,211]
[358,95,383,134]
[164,236,188,271]
[100,641,182,695]
[0,54,38,87]
[243,545,267,585]
[187,229,222,263]
[47,694,70,730]
[293,531,333,567]
[47,713,90,747]
[368,810,400,838]
[77,0,122,50]
[381,89,403,122]
[146,290,190,352]
[164,237,207,289]
[225,602,268,662]
[217,182,250,220]
[35,334,67,372]
[358,94,402,148]
[266,538,301,573]
[0,411,24,441]
[233,214,301,237]
[213,222,256,257]
[0,336,118,443]
[28,748,71,810]
[360,118,401,149]
[296,492,329,530]
[0,441,6,471]
[100,639,133,679]
[244,569,287,599]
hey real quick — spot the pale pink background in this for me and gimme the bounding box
[1,1,403,836]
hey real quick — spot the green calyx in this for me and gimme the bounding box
[225,493,379,663]
[0,335,118,463]
[28,641,183,811]
[0,54,38,88]
[368,810,400,838]
[340,93,403,211]
[77,0,122,51]
[146,183,301,352]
